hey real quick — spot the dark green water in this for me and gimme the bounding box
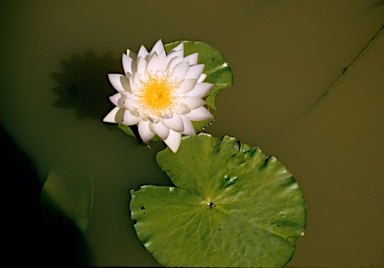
[1,1,383,266]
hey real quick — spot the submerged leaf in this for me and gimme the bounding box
[130,133,306,267]
[41,170,93,233]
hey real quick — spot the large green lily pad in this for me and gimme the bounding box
[130,133,306,267]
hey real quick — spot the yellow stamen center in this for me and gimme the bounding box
[140,74,176,116]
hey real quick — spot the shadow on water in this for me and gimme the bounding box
[51,49,121,121]
[370,0,384,8]
[1,124,92,265]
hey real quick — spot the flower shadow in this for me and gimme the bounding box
[51,49,121,121]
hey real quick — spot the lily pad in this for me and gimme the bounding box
[130,133,306,267]
[40,170,93,233]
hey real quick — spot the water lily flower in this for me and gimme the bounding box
[103,40,214,152]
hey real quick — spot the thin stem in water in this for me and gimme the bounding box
[274,25,384,140]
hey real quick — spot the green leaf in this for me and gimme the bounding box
[40,170,93,233]
[165,40,234,111]
[118,123,136,138]
[191,117,215,134]
[130,133,306,267]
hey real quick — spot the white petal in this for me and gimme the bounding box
[162,115,184,132]
[122,54,133,76]
[120,75,132,92]
[123,109,140,125]
[148,116,160,124]
[110,92,136,108]
[175,103,191,115]
[157,50,167,68]
[197,73,207,83]
[129,75,139,93]
[137,109,147,119]
[160,113,172,119]
[186,106,213,121]
[176,79,197,94]
[108,74,127,92]
[182,96,206,109]
[172,61,189,80]
[165,54,183,71]
[183,53,198,65]
[180,115,196,136]
[185,64,204,80]
[122,98,137,110]
[103,107,124,123]
[109,93,124,107]
[136,56,147,76]
[185,82,213,97]
[152,121,170,140]
[147,52,166,73]
[146,53,158,72]
[138,120,155,142]
[131,109,140,117]
[170,43,184,53]
[137,45,148,58]
[164,129,182,153]
[150,39,165,56]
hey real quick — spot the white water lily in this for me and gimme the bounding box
[103,40,214,152]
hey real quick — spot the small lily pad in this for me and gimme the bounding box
[130,133,306,267]
[40,170,93,233]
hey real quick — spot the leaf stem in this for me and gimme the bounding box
[301,24,384,117]
[270,24,384,142]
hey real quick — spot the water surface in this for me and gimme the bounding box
[1,1,383,266]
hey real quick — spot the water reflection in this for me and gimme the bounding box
[51,50,120,121]
[1,124,92,265]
